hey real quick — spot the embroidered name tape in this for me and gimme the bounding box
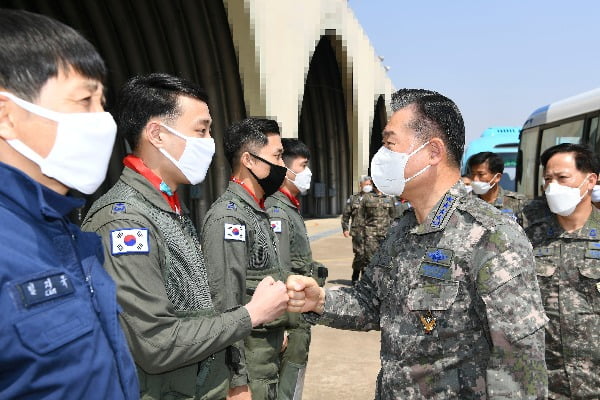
[225,223,246,241]
[419,263,452,281]
[270,220,282,233]
[17,274,75,308]
[584,249,600,260]
[111,228,150,255]
[534,247,555,257]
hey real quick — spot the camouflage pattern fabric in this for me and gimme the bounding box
[526,208,600,399]
[342,192,369,272]
[316,181,548,399]
[523,196,552,226]
[362,192,395,263]
[490,186,530,228]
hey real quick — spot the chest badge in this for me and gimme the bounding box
[419,310,437,334]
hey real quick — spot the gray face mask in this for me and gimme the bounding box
[362,184,373,193]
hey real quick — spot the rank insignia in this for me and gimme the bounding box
[419,310,437,334]
[431,194,456,229]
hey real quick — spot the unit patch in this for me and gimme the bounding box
[111,228,150,255]
[270,220,282,233]
[226,201,237,211]
[419,247,454,281]
[112,203,127,214]
[17,274,74,308]
[224,223,246,241]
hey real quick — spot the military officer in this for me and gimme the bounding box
[341,175,373,284]
[82,74,289,400]
[361,184,396,263]
[265,138,327,400]
[287,88,548,399]
[202,117,289,400]
[525,143,600,399]
[468,151,529,227]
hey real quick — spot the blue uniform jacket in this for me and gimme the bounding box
[0,162,139,399]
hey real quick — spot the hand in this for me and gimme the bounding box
[244,276,289,327]
[286,275,325,314]
[227,385,251,400]
[343,230,350,238]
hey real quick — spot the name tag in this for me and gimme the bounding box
[17,274,75,308]
[419,263,452,281]
[588,242,600,250]
[584,249,600,259]
[534,247,555,257]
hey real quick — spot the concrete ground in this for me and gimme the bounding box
[301,217,381,400]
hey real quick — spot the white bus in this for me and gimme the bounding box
[517,88,600,198]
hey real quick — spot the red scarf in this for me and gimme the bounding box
[279,187,300,209]
[123,155,181,213]
[231,176,264,209]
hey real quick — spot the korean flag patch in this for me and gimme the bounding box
[111,228,150,255]
[270,220,282,233]
[224,223,246,241]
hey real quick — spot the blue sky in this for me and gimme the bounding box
[348,0,600,145]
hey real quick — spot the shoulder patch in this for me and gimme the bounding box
[17,274,75,308]
[270,220,282,233]
[112,203,127,214]
[111,228,150,255]
[226,201,237,210]
[224,223,246,241]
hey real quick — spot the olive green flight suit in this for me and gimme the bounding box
[82,167,252,400]
[265,190,328,400]
[201,182,288,400]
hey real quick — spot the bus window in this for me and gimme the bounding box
[519,127,539,198]
[589,116,599,153]
[540,119,583,150]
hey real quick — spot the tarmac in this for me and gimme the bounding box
[301,217,381,400]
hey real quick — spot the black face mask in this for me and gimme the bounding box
[248,153,287,198]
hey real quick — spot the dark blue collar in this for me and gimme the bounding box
[0,161,84,220]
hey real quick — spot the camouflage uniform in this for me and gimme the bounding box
[266,190,327,400]
[312,181,548,399]
[475,186,530,228]
[523,196,552,226]
[525,208,600,399]
[341,192,368,277]
[362,192,395,263]
[201,182,288,400]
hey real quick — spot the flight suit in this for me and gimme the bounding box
[202,181,288,400]
[83,165,252,400]
[266,190,328,400]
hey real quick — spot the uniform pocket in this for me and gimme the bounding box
[15,299,93,354]
[407,282,459,311]
[577,260,600,313]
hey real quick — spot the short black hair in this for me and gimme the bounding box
[467,151,504,174]
[282,138,310,167]
[540,143,599,174]
[0,9,106,101]
[224,117,280,168]
[116,73,209,151]
[390,89,465,167]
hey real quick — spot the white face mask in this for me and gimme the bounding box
[362,184,373,193]
[1,91,116,194]
[465,185,473,194]
[159,124,215,185]
[544,175,590,216]
[592,184,600,203]
[287,166,312,195]
[370,141,430,196]
[471,174,500,195]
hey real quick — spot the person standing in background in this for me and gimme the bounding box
[341,175,373,284]
[361,184,395,267]
[526,143,600,399]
